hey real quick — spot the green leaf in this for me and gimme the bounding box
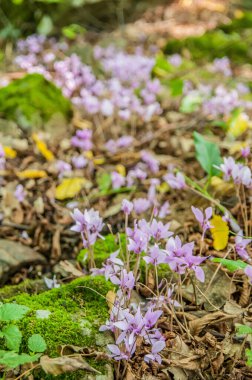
[193,132,222,176]
[37,15,53,36]
[0,351,40,368]
[62,24,86,39]
[169,79,184,97]
[236,324,252,335]
[152,54,173,77]
[0,304,29,321]
[28,334,47,353]
[246,349,252,366]
[180,93,202,113]
[212,258,247,272]
[97,172,111,193]
[2,325,22,352]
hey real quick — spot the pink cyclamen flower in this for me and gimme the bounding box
[244,265,252,284]
[121,199,133,215]
[216,157,237,181]
[158,201,171,219]
[70,208,104,248]
[141,151,159,173]
[143,244,166,266]
[0,144,5,158]
[144,340,165,364]
[111,171,125,189]
[241,146,250,158]
[71,129,93,151]
[163,172,186,189]
[133,198,151,215]
[235,235,251,261]
[191,206,213,239]
[56,160,72,178]
[72,155,88,169]
[14,184,25,202]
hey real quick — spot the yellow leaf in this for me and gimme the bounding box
[229,142,247,155]
[93,157,105,165]
[55,178,86,200]
[84,151,93,160]
[4,146,17,159]
[228,112,250,138]
[32,133,55,161]
[157,182,170,194]
[116,164,126,177]
[17,170,47,179]
[210,215,229,251]
[210,176,234,194]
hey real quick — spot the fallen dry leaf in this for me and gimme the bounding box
[189,311,233,335]
[40,355,100,375]
[59,260,84,277]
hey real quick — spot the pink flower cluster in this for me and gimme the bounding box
[216,157,252,188]
[15,37,162,121]
[92,249,165,363]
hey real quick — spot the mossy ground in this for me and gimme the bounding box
[4,276,114,379]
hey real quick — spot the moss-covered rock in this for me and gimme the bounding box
[0,74,72,131]
[0,279,47,300]
[4,276,114,380]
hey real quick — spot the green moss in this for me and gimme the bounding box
[4,276,114,379]
[0,74,72,129]
[165,30,252,62]
[77,233,126,268]
[0,279,47,301]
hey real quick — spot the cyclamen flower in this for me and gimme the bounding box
[163,171,186,189]
[165,236,206,282]
[149,219,173,241]
[56,160,72,178]
[121,199,133,215]
[127,223,149,254]
[168,54,182,67]
[144,340,165,364]
[244,265,252,284]
[216,157,252,188]
[91,250,123,280]
[133,198,151,214]
[216,157,237,181]
[241,146,250,158]
[71,129,93,151]
[107,344,131,361]
[212,57,232,77]
[15,184,25,202]
[0,144,5,170]
[158,201,171,219]
[191,206,213,239]
[111,171,125,189]
[141,151,159,173]
[143,244,166,266]
[0,144,5,158]
[72,155,88,169]
[148,178,160,204]
[235,235,251,261]
[71,208,104,248]
[110,269,135,292]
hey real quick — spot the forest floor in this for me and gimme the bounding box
[1,1,252,379]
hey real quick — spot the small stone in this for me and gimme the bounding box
[0,239,45,285]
